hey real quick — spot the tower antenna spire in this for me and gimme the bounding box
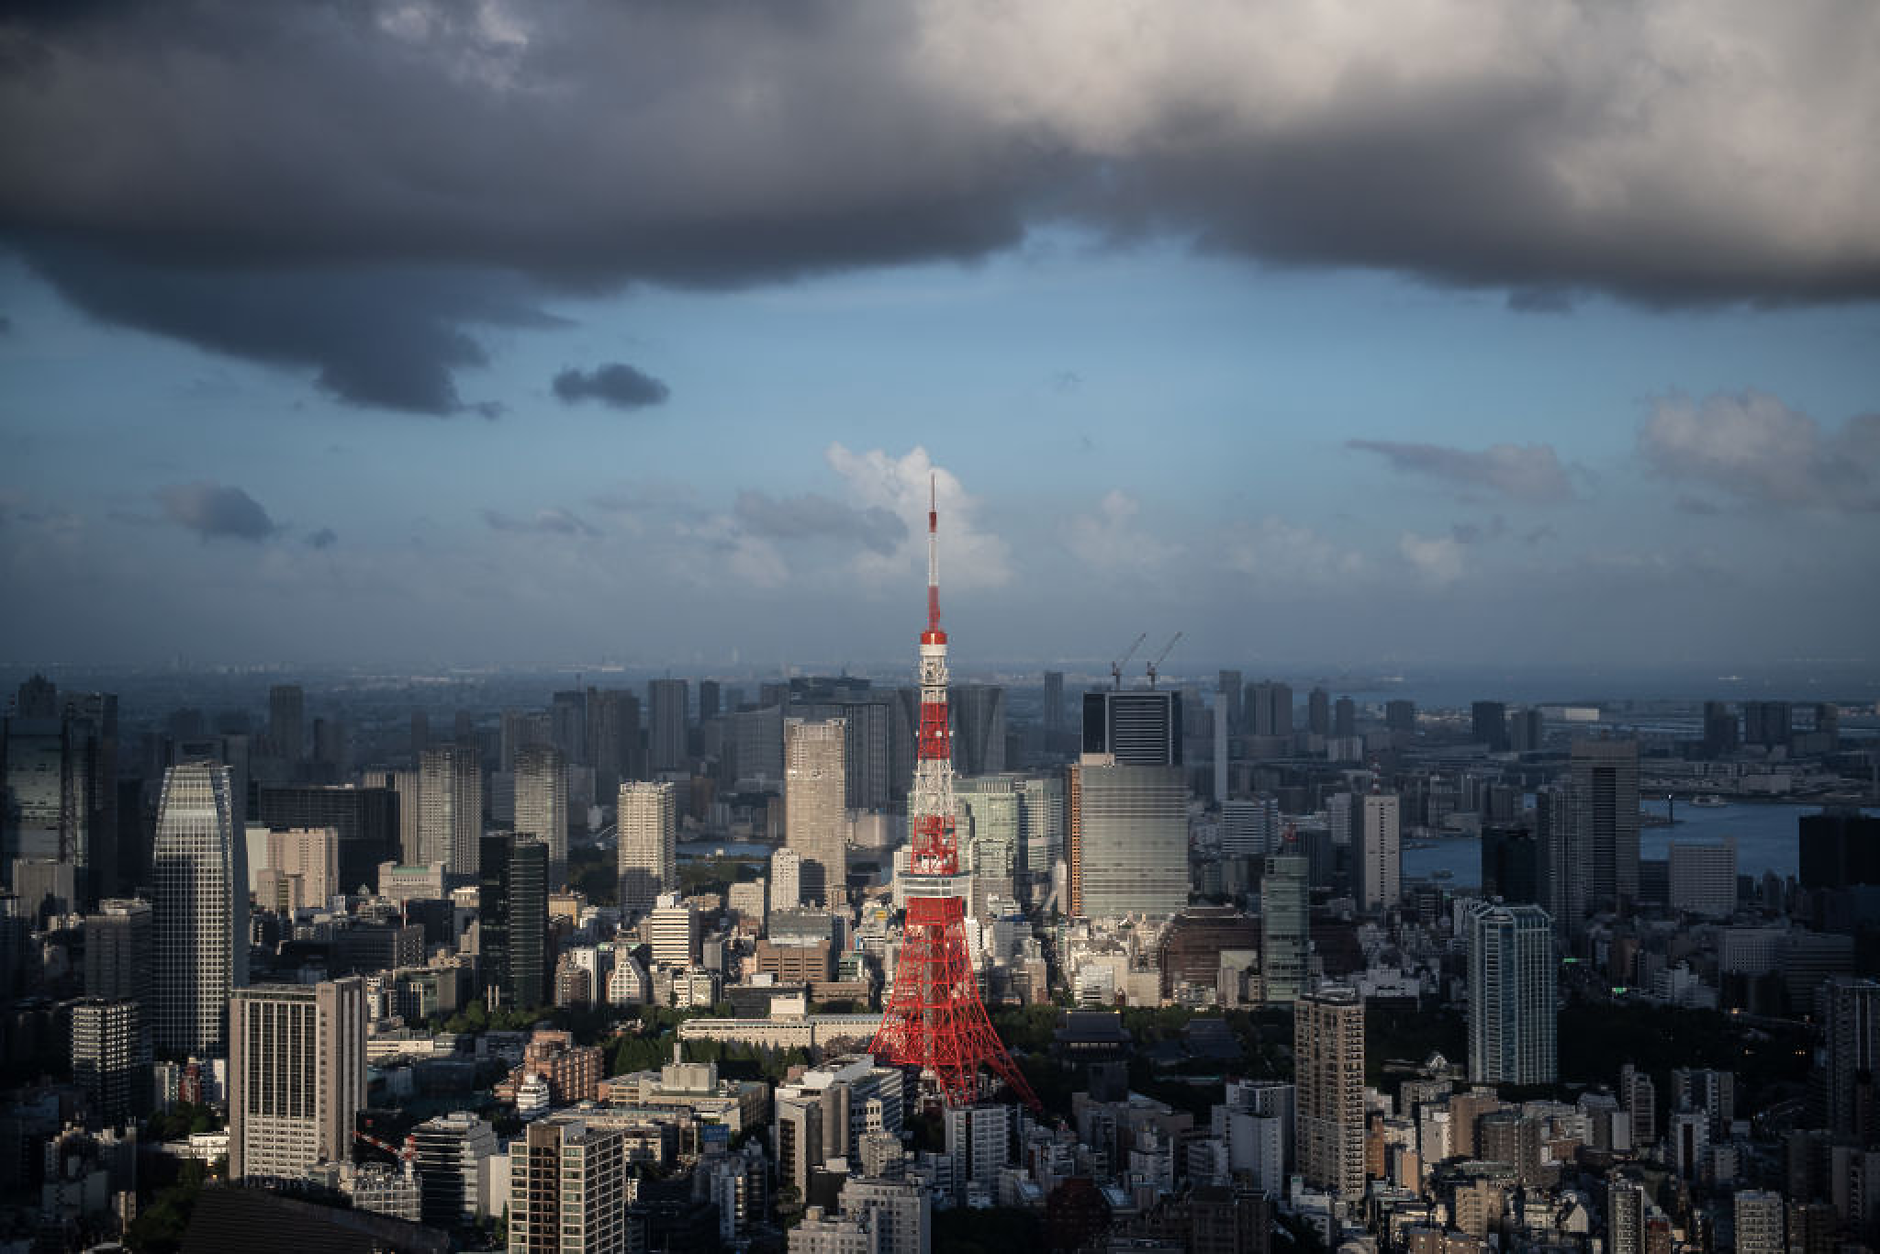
[926,473,941,633]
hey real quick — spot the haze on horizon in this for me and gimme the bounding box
[2,1,1877,671]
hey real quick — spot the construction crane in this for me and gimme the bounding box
[1146,632,1183,688]
[354,1129,416,1166]
[1111,632,1147,690]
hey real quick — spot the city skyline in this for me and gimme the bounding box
[2,4,1877,670]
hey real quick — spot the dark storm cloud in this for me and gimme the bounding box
[3,1,1877,406]
[23,246,548,414]
[158,482,277,541]
[305,527,338,549]
[734,491,907,556]
[552,363,669,411]
[1348,440,1576,503]
[483,508,601,538]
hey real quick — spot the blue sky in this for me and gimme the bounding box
[2,3,1877,671]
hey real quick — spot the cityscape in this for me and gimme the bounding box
[4,4,1880,1254]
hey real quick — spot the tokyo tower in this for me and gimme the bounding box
[870,478,1040,1111]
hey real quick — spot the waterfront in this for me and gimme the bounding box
[1399,800,1872,890]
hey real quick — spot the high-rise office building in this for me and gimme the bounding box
[1043,671,1066,738]
[1571,739,1640,912]
[1799,809,1880,889]
[1355,793,1400,912]
[250,825,339,911]
[1383,699,1414,735]
[586,688,641,791]
[1307,686,1330,737]
[228,976,366,1181]
[1082,689,1183,766]
[508,1117,627,1254]
[616,781,676,916]
[1,680,117,906]
[1471,701,1509,752]
[1480,825,1541,905]
[1668,842,1737,917]
[514,744,568,887]
[770,847,802,913]
[152,761,247,1057]
[1295,985,1365,1197]
[1260,853,1309,1004]
[950,685,1006,777]
[697,679,721,725]
[785,718,848,908]
[72,997,147,1125]
[649,895,701,968]
[1534,783,1577,927]
[1821,977,1879,1142]
[385,769,422,864]
[1742,700,1792,749]
[1333,696,1356,739]
[1246,681,1292,738]
[412,1111,499,1230]
[85,897,153,1005]
[1466,901,1556,1086]
[419,745,481,878]
[1067,757,1187,919]
[1508,707,1545,753]
[1221,796,1280,858]
[268,684,304,764]
[1700,701,1739,757]
[479,833,548,1011]
[254,783,398,895]
[647,678,689,774]
[1216,671,1243,735]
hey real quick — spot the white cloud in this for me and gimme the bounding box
[1063,490,1181,574]
[1639,390,1880,511]
[823,444,1013,590]
[1223,517,1365,584]
[1399,531,1465,583]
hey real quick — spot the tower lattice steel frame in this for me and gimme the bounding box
[870,480,1040,1111]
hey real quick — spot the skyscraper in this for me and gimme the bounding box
[1466,901,1556,1086]
[1043,671,1066,739]
[785,718,848,908]
[1471,701,1509,752]
[1218,671,1244,735]
[1333,696,1356,739]
[1667,841,1737,916]
[616,781,675,916]
[1295,985,1365,1197]
[1355,793,1400,912]
[1246,681,1292,738]
[1799,808,1880,889]
[254,782,398,895]
[1068,757,1187,919]
[647,678,689,774]
[1571,739,1640,912]
[152,761,247,1057]
[479,833,548,1011]
[419,744,481,878]
[698,679,721,724]
[1480,825,1541,905]
[514,744,568,887]
[950,685,1007,777]
[1307,686,1330,736]
[228,976,366,1181]
[1260,853,1308,1004]
[1,680,117,906]
[1821,977,1879,1142]
[268,684,304,764]
[1082,689,1183,765]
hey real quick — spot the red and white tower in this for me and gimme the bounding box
[870,479,1039,1111]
